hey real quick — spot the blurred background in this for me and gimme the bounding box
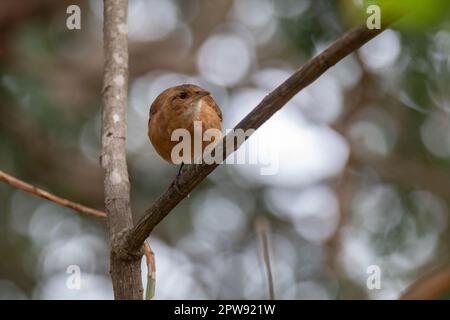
[0,0,450,299]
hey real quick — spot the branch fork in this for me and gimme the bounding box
[111,228,144,260]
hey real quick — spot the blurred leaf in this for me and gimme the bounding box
[366,0,450,29]
[342,0,450,30]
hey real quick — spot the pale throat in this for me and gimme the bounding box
[184,98,203,121]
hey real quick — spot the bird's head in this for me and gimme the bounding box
[149,84,210,118]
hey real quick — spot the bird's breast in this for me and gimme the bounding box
[149,97,222,163]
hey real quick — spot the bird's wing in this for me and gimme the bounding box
[206,96,223,122]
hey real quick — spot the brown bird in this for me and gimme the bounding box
[148,84,223,167]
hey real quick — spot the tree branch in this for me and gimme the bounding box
[101,0,143,299]
[255,217,275,300]
[125,17,401,254]
[143,241,156,300]
[0,168,156,300]
[0,169,106,218]
[400,265,450,300]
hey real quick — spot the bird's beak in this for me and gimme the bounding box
[196,90,210,98]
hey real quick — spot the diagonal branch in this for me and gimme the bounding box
[0,169,106,218]
[124,17,401,254]
[400,265,450,300]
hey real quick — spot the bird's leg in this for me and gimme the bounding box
[171,162,185,196]
[172,162,191,198]
[176,162,185,179]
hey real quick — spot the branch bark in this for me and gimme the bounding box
[101,0,143,299]
[0,169,106,218]
[124,18,400,254]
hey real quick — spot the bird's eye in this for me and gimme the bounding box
[179,92,188,99]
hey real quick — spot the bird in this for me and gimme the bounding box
[148,84,223,171]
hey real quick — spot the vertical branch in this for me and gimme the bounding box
[255,217,275,300]
[144,241,156,300]
[101,0,142,299]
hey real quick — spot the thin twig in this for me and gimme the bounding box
[143,241,156,300]
[255,217,275,300]
[125,15,401,254]
[0,169,106,218]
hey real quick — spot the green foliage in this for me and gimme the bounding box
[364,0,450,30]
